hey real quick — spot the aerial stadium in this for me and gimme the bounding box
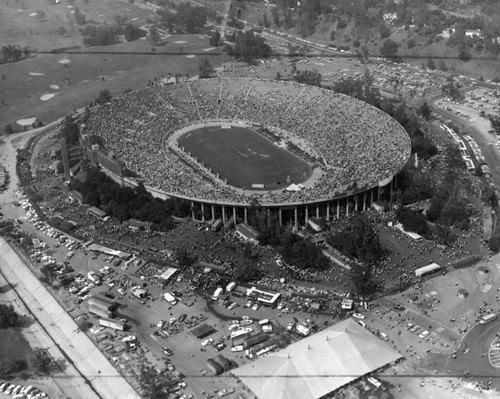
[81,78,411,226]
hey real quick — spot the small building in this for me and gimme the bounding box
[465,29,483,39]
[69,190,84,204]
[235,223,260,245]
[124,218,153,231]
[88,206,107,219]
[191,323,216,339]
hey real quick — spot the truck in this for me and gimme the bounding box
[212,287,224,300]
[99,317,125,331]
[480,313,497,325]
[163,292,177,305]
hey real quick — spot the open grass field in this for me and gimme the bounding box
[0,35,231,130]
[177,125,312,190]
[0,327,34,366]
[1,0,231,130]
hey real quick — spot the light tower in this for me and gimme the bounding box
[220,0,232,41]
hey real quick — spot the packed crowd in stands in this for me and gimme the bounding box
[84,78,411,205]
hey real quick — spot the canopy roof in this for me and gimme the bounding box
[232,319,401,399]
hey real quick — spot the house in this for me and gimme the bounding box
[465,29,483,39]
[383,13,397,23]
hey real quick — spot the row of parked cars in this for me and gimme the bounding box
[0,382,46,398]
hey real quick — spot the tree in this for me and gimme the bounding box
[0,304,19,328]
[490,113,500,135]
[426,58,436,70]
[32,349,51,375]
[209,30,221,47]
[4,124,13,135]
[60,115,80,146]
[379,23,391,39]
[380,39,400,61]
[458,42,471,62]
[74,6,86,25]
[438,59,448,72]
[297,13,315,38]
[271,7,281,27]
[149,26,161,45]
[198,56,214,78]
[419,101,432,120]
[95,89,112,105]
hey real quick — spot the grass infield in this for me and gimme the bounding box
[177,126,312,190]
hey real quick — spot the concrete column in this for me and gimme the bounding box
[211,204,215,220]
[326,203,330,220]
[244,208,248,224]
[191,201,195,220]
[336,201,340,219]
[371,189,374,205]
[354,196,358,212]
[363,192,367,211]
[346,199,349,217]
[233,207,236,223]
[201,203,205,222]
[222,206,226,225]
[316,204,319,218]
[305,207,309,224]
[294,207,298,229]
[279,209,282,226]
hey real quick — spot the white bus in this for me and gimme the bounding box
[480,313,497,325]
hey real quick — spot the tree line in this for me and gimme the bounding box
[69,166,190,230]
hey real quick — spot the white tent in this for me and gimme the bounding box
[232,319,401,399]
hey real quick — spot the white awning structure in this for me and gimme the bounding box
[232,319,402,399]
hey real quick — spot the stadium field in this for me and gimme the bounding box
[177,126,313,190]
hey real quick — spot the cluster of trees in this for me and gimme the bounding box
[157,2,209,34]
[396,143,473,242]
[249,210,328,271]
[80,23,146,46]
[69,166,190,230]
[60,115,80,146]
[295,69,322,86]
[397,207,428,235]
[225,31,272,64]
[328,215,384,297]
[0,303,19,328]
[1,45,30,63]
